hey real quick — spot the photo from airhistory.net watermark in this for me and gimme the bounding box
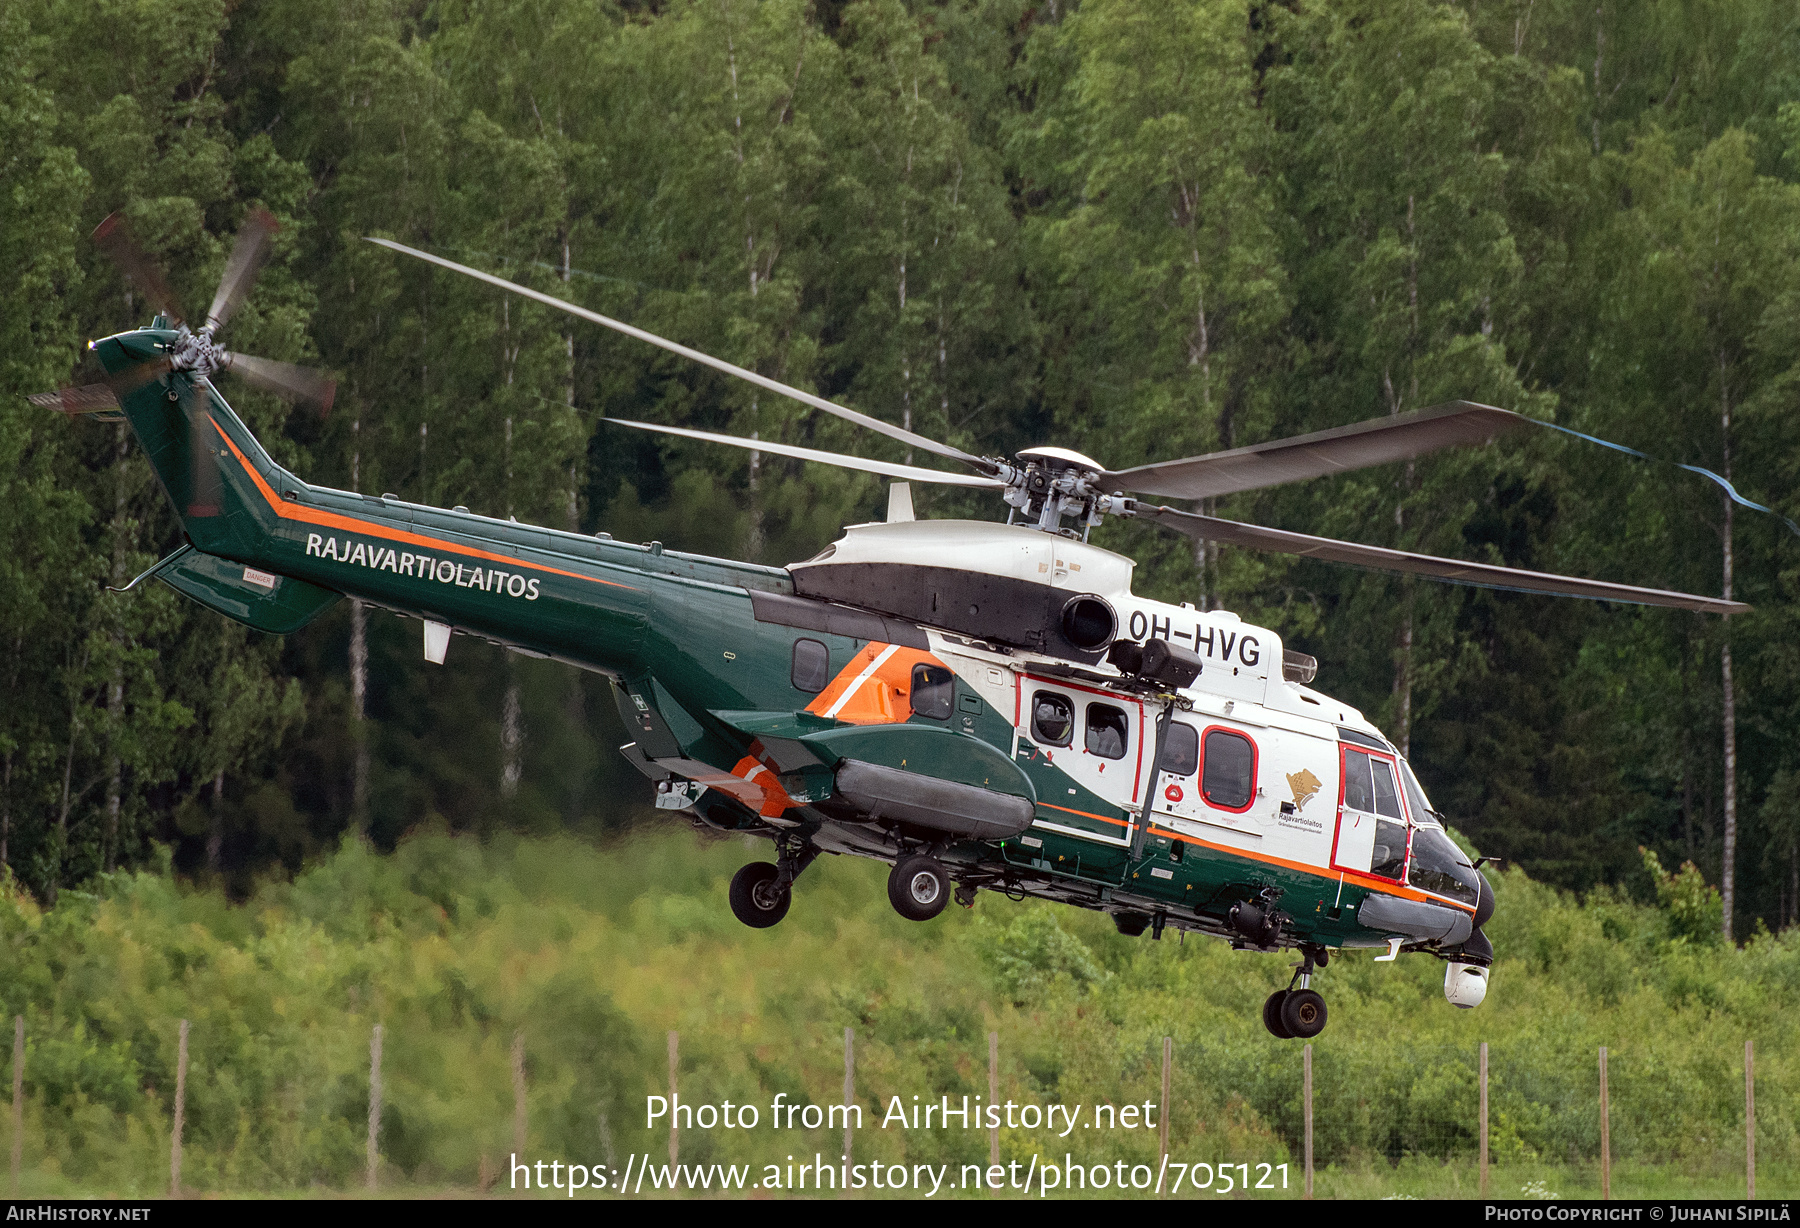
[504,1089,1282,1196]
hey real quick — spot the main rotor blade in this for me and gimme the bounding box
[221,352,337,414]
[206,208,279,334]
[606,418,1005,488]
[367,237,995,474]
[1105,402,1529,500]
[92,213,186,324]
[1130,502,1748,615]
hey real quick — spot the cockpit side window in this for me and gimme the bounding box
[1370,819,1409,879]
[1400,758,1437,823]
[1370,758,1404,819]
[1032,691,1074,747]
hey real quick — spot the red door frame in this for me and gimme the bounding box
[1329,742,1412,879]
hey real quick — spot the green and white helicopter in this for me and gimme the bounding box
[36,213,1744,1039]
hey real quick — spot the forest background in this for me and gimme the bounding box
[4,0,1800,935]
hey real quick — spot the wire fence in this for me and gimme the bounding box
[3,1011,1789,1198]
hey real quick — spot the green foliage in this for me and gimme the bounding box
[2,831,1798,1195]
[1642,847,1726,946]
[2,0,1799,944]
[974,906,1108,1003]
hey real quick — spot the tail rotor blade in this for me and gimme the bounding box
[206,208,279,335]
[29,356,172,414]
[182,380,222,518]
[92,213,186,324]
[221,352,336,414]
[103,356,173,400]
[28,384,121,414]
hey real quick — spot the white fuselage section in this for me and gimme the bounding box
[803,519,1428,901]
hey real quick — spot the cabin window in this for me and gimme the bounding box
[1160,722,1199,776]
[791,639,830,693]
[1342,749,1375,812]
[1086,704,1129,760]
[1032,692,1073,747]
[1370,819,1409,879]
[1201,728,1257,811]
[910,663,955,720]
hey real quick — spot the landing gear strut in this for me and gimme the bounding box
[1262,944,1330,1039]
[727,836,818,929]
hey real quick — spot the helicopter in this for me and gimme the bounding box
[33,212,1745,1040]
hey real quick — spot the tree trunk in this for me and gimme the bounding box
[105,423,129,871]
[206,768,224,873]
[1721,380,1736,944]
[563,229,579,533]
[501,659,523,800]
[350,421,369,834]
[1,749,12,872]
[564,674,586,826]
[350,599,369,832]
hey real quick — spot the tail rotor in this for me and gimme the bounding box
[30,210,336,520]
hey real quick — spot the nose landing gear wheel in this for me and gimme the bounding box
[1262,990,1294,1038]
[729,861,791,929]
[888,854,950,921]
[1279,988,1327,1039]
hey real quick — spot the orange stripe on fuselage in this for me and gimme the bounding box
[1141,822,1474,912]
[212,418,635,590]
[1027,802,1469,912]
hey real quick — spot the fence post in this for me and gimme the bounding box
[1479,1041,1489,1197]
[988,1031,999,1169]
[1746,1039,1755,1200]
[1303,1043,1313,1200]
[843,1027,854,1164]
[10,1016,22,1196]
[512,1030,527,1161]
[667,1030,679,1168]
[1159,1036,1172,1180]
[170,1019,189,1198]
[367,1024,383,1191]
[1598,1045,1610,1201]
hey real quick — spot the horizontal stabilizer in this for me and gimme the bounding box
[150,545,342,634]
[28,384,122,414]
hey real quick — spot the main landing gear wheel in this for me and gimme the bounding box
[1280,988,1327,1039]
[1262,990,1293,1038]
[888,854,950,921]
[729,862,791,929]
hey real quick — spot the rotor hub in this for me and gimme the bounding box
[999,447,1128,539]
[166,325,227,380]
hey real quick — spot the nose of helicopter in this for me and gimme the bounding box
[1474,870,1495,930]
